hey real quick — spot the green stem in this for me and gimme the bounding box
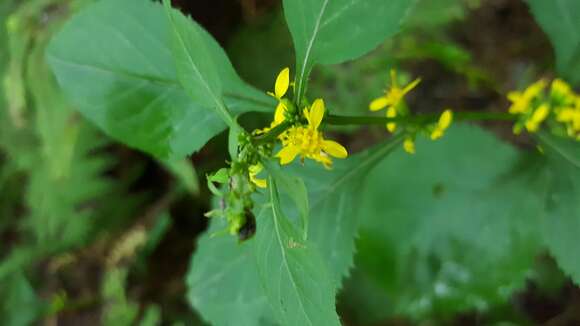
[251,111,514,146]
[252,121,293,145]
[325,111,514,126]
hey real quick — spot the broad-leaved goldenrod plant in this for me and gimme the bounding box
[44,0,580,324]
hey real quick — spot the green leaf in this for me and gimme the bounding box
[0,273,40,326]
[355,125,543,318]
[254,177,340,326]
[187,218,274,326]
[162,0,235,129]
[291,135,404,284]
[537,130,580,168]
[187,141,402,325]
[264,160,310,240]
[526,0,580,84]
[47,0,274,160]
[283,0,416,99]
[537,132,580,284]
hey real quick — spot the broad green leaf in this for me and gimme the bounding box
[526,0,580,84]
[291,135,404,283]
[254,177,340,326]
[537,132,580,283]
[264,160,310,239]
[537,131,580,168]
[187,218,274,326]
[187,141,402,325]
[47,0,274,160]
[162,0,236,129]
[355,125,543,318]
[283,0,416,99]
[0,273,40,326]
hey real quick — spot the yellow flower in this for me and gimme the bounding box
[507,79,546,114]
[556,97,580,137]
[269,67,290,100]
[370,70,420,133]
[269,67,290,124]
[248,164,267,189]
[430,109,453,140]
[524,103,550,133]
[255,68,291,135]
[386,106,397,133]
[556,107,576,123]
[551,79,575,105]
[370,69,421,112]
[276,99,348,169]
[403,137,415,154]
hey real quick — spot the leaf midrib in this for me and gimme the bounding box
[164,2,236,128]
[538,132,580,169]
[47,53,180,87]
[296,0,329,100]
[269,179,314,326]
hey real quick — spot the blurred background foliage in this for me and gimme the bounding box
[1,0,580,325]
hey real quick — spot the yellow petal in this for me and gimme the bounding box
[508,103,523,115]
[525,120,539,132]
[573,113,580,130]
[438,109,453,130]
[252,177,267,189]
[403,137,415,154]
[274,102,286,124]
[308,99,325,129]
[276,145,300,165]
[248,164,266,188]
[557,108,575,122]
[507,91,521,103]
[319,155,333,170]
[274,67,290,99]
[523,79,547,98]
[369,97,389,111]
[531,104,550,124]
[402,78,421,95]
[322,140,348,158]
[430,128,443,140]
[386,106,397,118]
[431,109,453,140]
[248,163,263,175]
[551,78,572,98]
[386,106,397,132]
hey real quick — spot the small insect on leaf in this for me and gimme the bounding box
[238,208,256,242]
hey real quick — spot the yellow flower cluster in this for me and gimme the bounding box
[370,69,421,133]
[401,109,454,154]
[249,68,349,187]
[277,99,348,169]
[508,78,580,138]
[369,69,453,154]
